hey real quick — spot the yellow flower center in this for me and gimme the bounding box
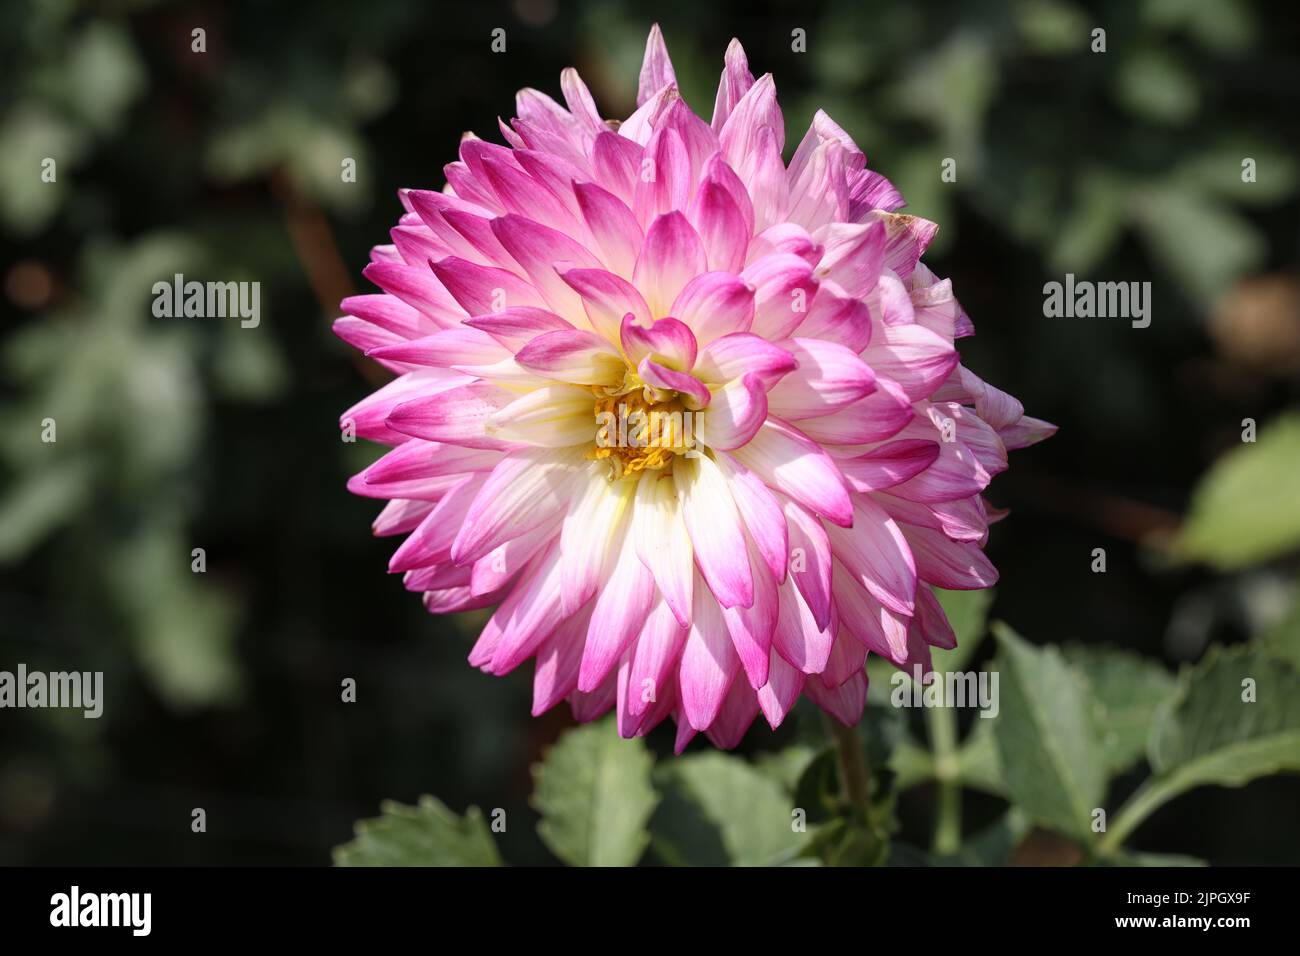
[587,373,695,480]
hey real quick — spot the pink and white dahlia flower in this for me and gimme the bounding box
[336,26,1053,750]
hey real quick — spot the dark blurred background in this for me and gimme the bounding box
[2,0,1298,865]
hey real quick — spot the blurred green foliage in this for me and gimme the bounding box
[2,0,1299,865]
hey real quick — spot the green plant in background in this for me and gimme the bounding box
[2,0,1298,865]
[338,409,1300,866]
[794,0,1295,302]
[335,585,1300,866]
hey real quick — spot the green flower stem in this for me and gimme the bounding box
[927,702,962,855]
[826,717,871,817]
[1097,775,1187,856]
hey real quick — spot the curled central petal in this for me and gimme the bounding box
[335,23,1054,751]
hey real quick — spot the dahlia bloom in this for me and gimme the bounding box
[335,26,1053,750]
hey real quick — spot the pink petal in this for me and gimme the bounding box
[875,491,988,543]
[868,210,939,280]
[721,540,778,688]
[515,328,625,385]
[792,280,872,352]
[998,415,1058,450]
[464,307,573,350]
[333,318,413,373]
[574,182,643,278]
[386,381,517,449]
[372,498,435,537]
[634,211,707,316]
[838,440,941,493]
[832,562,910,663]
[701,374,767,449]
[862,322,959,402]
[912,585,958,650]
[477,150,576,232]
[697,152,754,237]
[712,451,789,585]
[820,627,867,689]
[796,375,913,446]
[621,314,698,371]
[730,418,853,527]
[387,477,481,572]
[367,327,507,368]
[627,601,690,718]
[677,453,754,609]
[362,261,464,326]
[734,125,789,232]
[560,67,604,133]
[719,73,783,170]
[773,573,834,674]
[532,603,595,715]
[430,256,545,316]
[787,139,850,232]
[637,23,677,106]
[579,536,658,691]
[781,496,834,631]
[900,523,999,590]
[560,267,653,341]
[450,447,582,564]
[789,111,865,182]
[354,438,499,500]
[694,332,797,389]
[748,223,822,267]
[490,214,601,316]
[742,253,819,340]
[814,220,886,299]
[592,131,642,203]
[471,518,558,595]
[670,273,756,346]
[757,649,805,729]
[341,293,433,339]
[688,177,749,273]
[766,338,877,420]
[678,580,741,730]
[824,495,917,615]
[849,169,905,217]
[488,541,568,675]
[805,671,867,726]
[704,678,761,749]
[638,356,711,408]
[632,472,694,628]
[711,38,755,131]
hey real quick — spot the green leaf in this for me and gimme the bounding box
[1063,645,1177,774]
[932,809,1031,866]
[1051,170,1130,274]
[1262,580,1300,672]
[652,753,807,866]
[932,587,994,672]
[531,721,657,867]
[333,796,502,866]
[755,743,820,795]
[1099,850,1207,867]
[1149,645,1300,792]
[1115,48,1199,124]
[953,717,1005,796]
[1173,414,1300,569]
[1136,186,1263,302]
[1172,145,1297,205]
[990,624,1107,840]
[0,458,94,562]
[889,735,936,792]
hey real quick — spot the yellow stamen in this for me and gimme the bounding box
[587,374,693,480]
